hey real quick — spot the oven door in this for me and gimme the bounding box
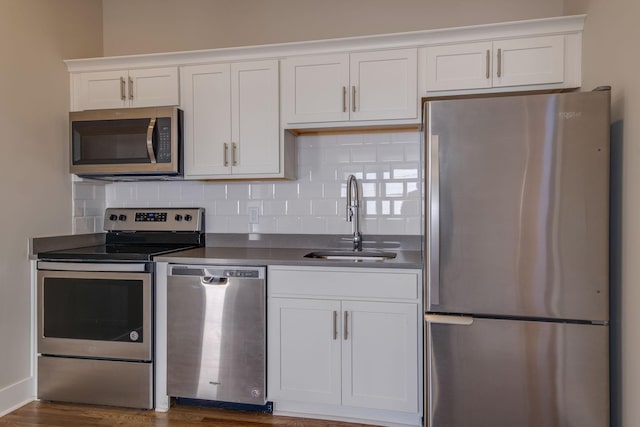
[37,262,152,361]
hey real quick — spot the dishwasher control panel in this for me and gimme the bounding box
[225,269,260,278]
[169,265,266,280]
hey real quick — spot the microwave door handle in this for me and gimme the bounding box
[146,117,157,164]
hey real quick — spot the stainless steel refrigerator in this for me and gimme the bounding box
[423,90,610,427]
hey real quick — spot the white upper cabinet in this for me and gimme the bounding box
[283,48,418,125]
[181,60,281,179]
[426,35,568,93]
[75,67,179,111]
[493,36,565,87]
[282,54,350,123]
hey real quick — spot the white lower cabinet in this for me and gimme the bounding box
[267,266,422,425]
[269,298,342,405]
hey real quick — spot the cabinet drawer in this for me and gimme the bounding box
[268,266,420,301]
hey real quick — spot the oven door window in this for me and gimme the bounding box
[43,277,144,343]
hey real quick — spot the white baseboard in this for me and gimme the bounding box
[0,376,35,417]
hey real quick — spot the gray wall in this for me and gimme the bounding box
[102,0,564,55]
[564,2,640,425]
[0,0,102,413]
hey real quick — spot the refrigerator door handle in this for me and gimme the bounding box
[425,314,473,325]
[428,133,440,306]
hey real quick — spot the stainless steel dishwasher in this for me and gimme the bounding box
[167,265,266,405]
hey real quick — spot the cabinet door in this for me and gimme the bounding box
[267,298,342,405]
[282,54,350,123]
[493,35,565,87]
[129,67,179,108]
[341,300,418,412]
[350,48,418,121]
[425,42,493,91]
[79,70,128,110]
[231,60,280,175]
[181,64,232,177]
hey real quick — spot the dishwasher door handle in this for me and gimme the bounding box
[201,276,228,285]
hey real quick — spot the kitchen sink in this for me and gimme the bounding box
[303,250,397,261]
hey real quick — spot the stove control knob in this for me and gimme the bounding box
[118,214,127,221]
[185,214,193,222]
[109,214,118,221]
[174,214,183,221]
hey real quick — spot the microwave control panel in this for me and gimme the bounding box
[156,117,172,163]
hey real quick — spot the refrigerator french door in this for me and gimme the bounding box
[424,90,611,427]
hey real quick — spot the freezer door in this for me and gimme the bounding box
[425,91,610,321]
[425,315,609,427]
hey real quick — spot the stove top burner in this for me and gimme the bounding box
[38,244,200,261]
[40,208,205,262]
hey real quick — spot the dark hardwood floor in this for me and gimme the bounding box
[0,401,380,426]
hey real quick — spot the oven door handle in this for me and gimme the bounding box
[37,261,148,272]
[146,117,158,164]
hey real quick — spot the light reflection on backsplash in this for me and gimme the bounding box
[72,131,422,236]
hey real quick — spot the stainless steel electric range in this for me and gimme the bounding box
[36,207,205,409]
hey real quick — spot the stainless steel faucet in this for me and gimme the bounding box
[346,174,362,251]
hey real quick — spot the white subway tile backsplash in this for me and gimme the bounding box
[286,199,312,216]
[379,217,406,234]
[377,144,404,162]
[203,184,226,200]
[298,182,323,199]
[300,216,328,234]
[179,182,204,201]
[350,145,377,163]
[250,183,275,200]
[206,214,229,233]
[312,199,338,216]
[227,183,250,200]
[276,216,302,233]
[274,182,299,200]
[262,200,287,216]
[73,131,422,235]
[215,200,239,216]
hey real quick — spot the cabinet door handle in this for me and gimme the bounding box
[232,142,238,166]
[485,49,490,79]
[128,76,134,100]
[351,86,356,113]
[333,310,338,340]
[120,77,126,101]
[343,311,349,340]
[497,48,502,78]
[342,86,347,112]
[223,143,229,167]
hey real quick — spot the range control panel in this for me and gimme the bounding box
[104,208,204,232]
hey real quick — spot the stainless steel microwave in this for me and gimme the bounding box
[69,106,182,179]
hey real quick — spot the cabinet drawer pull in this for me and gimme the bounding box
[344,311,349,340]
[497,48,502,78]
[120,77,126,101]
[333,310,338,340]
[223,143,229,167]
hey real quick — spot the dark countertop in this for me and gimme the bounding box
[154,246,422,269]
[32,233,423,269]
